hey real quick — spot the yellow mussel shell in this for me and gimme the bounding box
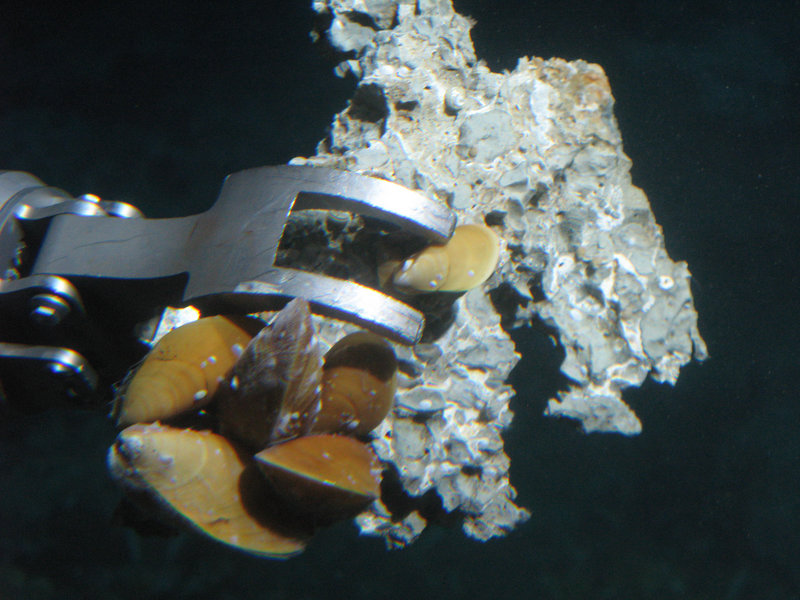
[390,223,501,292]
[112,316,254,427]
[108,423,310,558]
[254,433,381,521]
[312,332,398,436]
[217,298,322,450]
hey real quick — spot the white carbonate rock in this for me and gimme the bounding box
[299,0,707,545]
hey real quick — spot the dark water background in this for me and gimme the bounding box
[1,1,798,598]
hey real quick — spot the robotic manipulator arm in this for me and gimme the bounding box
[0,167,455,412]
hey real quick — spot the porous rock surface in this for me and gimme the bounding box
[289,0,707,546]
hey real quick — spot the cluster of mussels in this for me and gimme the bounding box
[107,298,398,558]
[107,222,501,557]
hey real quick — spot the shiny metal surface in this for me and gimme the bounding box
[23,166,455,344]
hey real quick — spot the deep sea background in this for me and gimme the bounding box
[1,1,798,599]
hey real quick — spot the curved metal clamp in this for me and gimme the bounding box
[25,165,455,343]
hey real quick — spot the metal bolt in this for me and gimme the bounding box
[29,293,71,327]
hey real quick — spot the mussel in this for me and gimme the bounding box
[112,316,254,427]
[217,298,323,450]
[313,332,398,436]
[108,423,310,558]
[254,433,381,521]
[386,223,501,292]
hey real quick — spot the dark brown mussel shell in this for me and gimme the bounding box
[254,433,381,522]
[217,298,322,450]
[312,332,398,436]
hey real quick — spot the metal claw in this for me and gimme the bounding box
[20,166,456,344]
